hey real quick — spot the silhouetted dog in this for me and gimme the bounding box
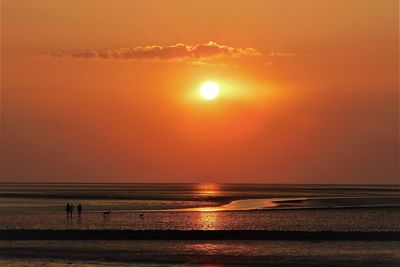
[103,211,111,216]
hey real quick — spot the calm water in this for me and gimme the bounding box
[1,183,400,231]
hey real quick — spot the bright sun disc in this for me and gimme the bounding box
[200,81,220,100]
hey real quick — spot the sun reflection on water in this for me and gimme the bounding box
[198,212,219,230]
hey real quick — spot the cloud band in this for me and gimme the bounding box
[50,41,261,61]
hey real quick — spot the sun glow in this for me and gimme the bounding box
[199,81,220,100]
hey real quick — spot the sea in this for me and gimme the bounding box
[1,183,400,266]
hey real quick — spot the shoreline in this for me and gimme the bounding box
[1,230,400,240]
[1,204,400,215]
[4,195,400,213]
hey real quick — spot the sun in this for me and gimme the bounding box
[199,81,220,100]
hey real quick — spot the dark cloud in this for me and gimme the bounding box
[50,41,261,61]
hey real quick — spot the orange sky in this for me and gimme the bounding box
[1,0,399,183]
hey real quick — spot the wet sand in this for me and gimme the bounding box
[1,240,400,267]
[2,207,400,231]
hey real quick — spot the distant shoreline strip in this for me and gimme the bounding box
[1,230,399,240]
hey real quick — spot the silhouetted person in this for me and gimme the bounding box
[77,203,82,217]
[70,203,74,217]
[66,203,70,216]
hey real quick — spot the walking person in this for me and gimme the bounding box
[77,203,82,217]
[70,203,74,217]
[65,203,70,217]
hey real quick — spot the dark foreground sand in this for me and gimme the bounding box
[1,240,400,267]
[1,231,400,266]
[1,229,400,240]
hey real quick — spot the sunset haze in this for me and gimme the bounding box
[1,0,398,183]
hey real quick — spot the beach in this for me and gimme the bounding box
[1,183,400,266]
